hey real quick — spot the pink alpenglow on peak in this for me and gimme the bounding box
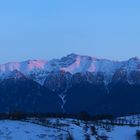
[0,54,140,80]
[0,60,47,74]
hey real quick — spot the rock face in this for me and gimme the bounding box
[0,72,61,113]
[0,54,140,115]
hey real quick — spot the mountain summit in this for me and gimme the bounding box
[0,54,140,85]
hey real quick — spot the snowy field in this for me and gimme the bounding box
[0,116,140,140]
[0,120,68,140]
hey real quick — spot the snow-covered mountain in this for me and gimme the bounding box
[0,54,140,85]
[1,53,140,101]
[0,53,118,74]
[0,54,140,115]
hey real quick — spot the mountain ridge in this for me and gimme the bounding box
[0,54,140,115]
[0,54,140,86]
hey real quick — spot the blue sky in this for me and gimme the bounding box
[0,0,140,63]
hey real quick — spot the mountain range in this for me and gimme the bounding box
[0,53,140,115]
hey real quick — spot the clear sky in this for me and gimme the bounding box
[0,0,140,63]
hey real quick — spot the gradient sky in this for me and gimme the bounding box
[0,0,140,63]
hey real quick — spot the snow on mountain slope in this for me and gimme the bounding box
[0,54,122,74]
[0,54,140,85]
[0,60,47,74]
[61,54,122,75]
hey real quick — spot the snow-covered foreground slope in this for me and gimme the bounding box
[46,118,140,140]
[107,126,138,140]
[0,118,140,140]
[0,119,91,140]
[0,120,66,140]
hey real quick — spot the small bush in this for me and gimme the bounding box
[90,126,97,135]
[66,133,74,140]
[73,120,80,126]
[136,130,140,138]
[84,134,90,140]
